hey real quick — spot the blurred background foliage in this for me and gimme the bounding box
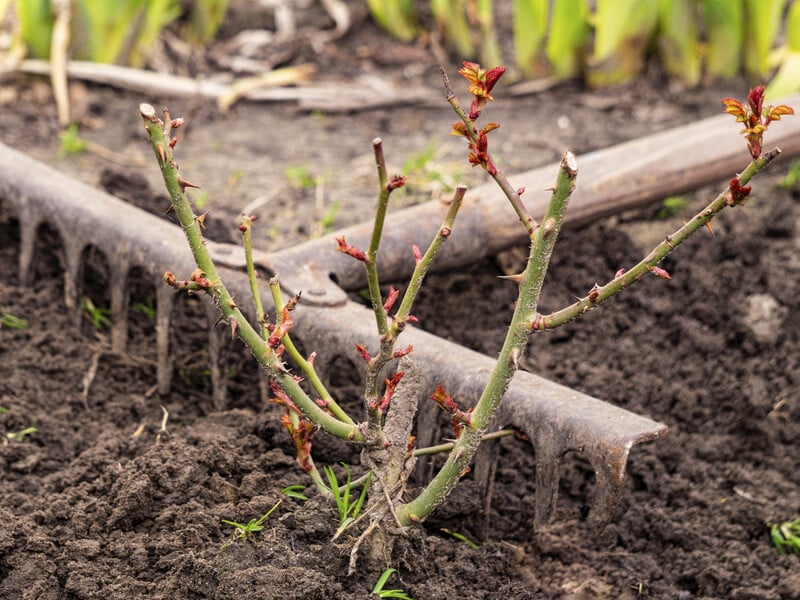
[4,0,800,98]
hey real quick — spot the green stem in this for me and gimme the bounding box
[529,150,780,331]
[442,69,538,237]
[267,278,355,426]
[366,138,392,339]
[139,103,361,443]
[240,215,267,337]
[413,428,518,457]
[396,151,577,525]
[391,186,466,334]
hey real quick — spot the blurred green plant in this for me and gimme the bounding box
[81,296,111,329]
[703,0,744,79]
[371,568,414,599]
[368,0,800,89]
[658,0,701,86]
[588,0,659,87]
[367,0,416,42]
[766,1,800,99]
[744,0,787,79]
[284,164,318,190]
[440,527,480,548]
[6,425,37,443]
[778,158,800,186]
[0,307,28,330]
[10,0,225,67]
[184,0,229,44]
[58,123,87,157]
[656,195,689,219]
[132,297,156,320]
[769,518,800,555]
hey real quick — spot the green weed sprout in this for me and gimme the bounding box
[141,73,792,572]
[656,196,689,219]
[80,297,111,330]
[440,528,480,549]
[769,518,800,555]
[280,484,309,501]
[222,499,282,544]
[0,308,28,330]
[6,425,38,443]
[132,297,157,320]
[58,123,87,157]
[371,568,414,599]
[324,464,372,538]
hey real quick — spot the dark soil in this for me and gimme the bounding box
[1,3,800,598]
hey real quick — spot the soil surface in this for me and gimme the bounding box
[1,2,800,598]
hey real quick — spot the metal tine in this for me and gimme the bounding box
[2,142,666,529]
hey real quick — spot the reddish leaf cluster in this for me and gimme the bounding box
[267,305,294,348]
[336,235,367,262]
[451,121,501,175]
[373,371,404,412]
[722,85,794,159]
[270,380,315,472]
[431,385,473,438]
[728,177,752,206]
[459,61,506,120]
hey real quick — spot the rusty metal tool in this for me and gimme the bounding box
[7,99,797,530]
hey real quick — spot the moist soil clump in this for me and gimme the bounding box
[1,8,800,598]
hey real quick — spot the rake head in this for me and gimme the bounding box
[2,140,669,532]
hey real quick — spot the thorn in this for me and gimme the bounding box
[178,176,201,193]
[230,318,238,338]
[498,272,524,283]
[156,142,166,164]
[704,221,715,237]
[196,210,209,229]
[164,204,175,215]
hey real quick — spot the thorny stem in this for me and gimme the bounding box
[396,150,578,525]
[362,183,466,434]
[139,103,361,443]
[528,149,781,331]
[390,186,466,336]
[239,215,267,337]
[267,278,355,426]
[442,67,538,237]
[366,138,392,339]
